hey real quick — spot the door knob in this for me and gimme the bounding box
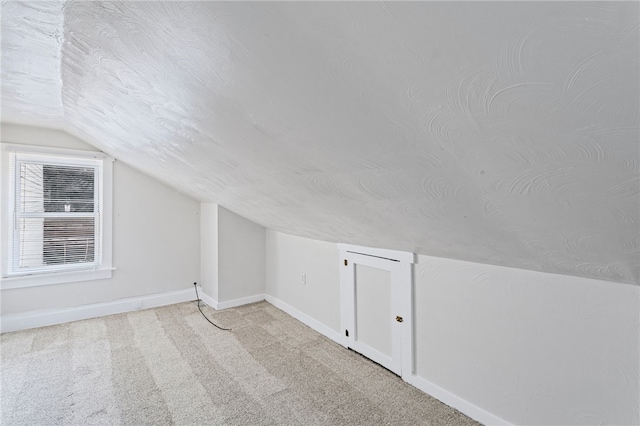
[396,315,403,323]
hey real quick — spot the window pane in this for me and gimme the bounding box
[43,165,95,213]
[17,217,44,267]
[43,217,95,265]
[18,163,95,213]
[18,163,44,213]
[18,217,95,268]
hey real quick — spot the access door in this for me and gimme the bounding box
[340,248,412,377]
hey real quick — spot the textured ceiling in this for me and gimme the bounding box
[2,1,639,284]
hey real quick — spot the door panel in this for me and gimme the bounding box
[339,244,415,381]
[342,251,402,375]
[355,263,392,357]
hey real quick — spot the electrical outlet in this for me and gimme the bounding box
[301,273,306,285]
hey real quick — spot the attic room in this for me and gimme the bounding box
[1,1,638,425]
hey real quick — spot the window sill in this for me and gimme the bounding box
[1,267,116,290]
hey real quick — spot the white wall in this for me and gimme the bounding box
[200,203,219,299]
[2,124,637,424]
[414,256,639,426]
[263,230,639,425]
[217,206,265,302]
[0,123,200,315]
[265,230,340,333]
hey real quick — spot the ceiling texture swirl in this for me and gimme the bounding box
[2,1,639,284]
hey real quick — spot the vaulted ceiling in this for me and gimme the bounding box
[2,1,638,284]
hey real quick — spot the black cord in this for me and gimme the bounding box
[193,283,231,331]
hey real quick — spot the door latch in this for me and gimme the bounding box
[395,315,403,323]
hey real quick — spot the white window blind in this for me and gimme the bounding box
[7,151,103,275]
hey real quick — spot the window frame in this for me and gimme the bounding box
[1,143,114,289]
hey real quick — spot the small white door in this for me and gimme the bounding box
[341,251,403,375]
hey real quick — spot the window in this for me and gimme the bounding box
[1,144,113,288]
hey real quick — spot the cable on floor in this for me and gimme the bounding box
[193,282,231,331]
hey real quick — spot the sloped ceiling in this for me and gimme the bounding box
[2,1,639,284]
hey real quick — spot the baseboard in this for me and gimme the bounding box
[197,286,219,309]
[196,288,265,310]
[264,294,509,426]
[2,287,512,425]
[264,294,344,344]
[1,288,195,333]
[217,294,265,310]
[407,374,512,426]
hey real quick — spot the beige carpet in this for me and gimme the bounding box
[1,301,479,425]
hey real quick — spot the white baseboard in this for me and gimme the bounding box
[2,287,512,426]
[264,294,344,344]
[217,293,265,310]
[1,288,195,333]
[264,295,509,426]
[407,374,511,426]
[196,288,265,310]
[196,286,219,309]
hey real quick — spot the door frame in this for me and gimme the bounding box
[338,244,415,380]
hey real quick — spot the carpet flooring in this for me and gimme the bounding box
[1,301,480,425]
